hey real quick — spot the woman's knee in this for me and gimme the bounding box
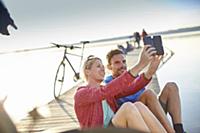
[134,101,148,111]
[120,102,135,112]
[119,102,144,118]
[112,102,135,127]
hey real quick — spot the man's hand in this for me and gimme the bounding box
[145,55,163,79]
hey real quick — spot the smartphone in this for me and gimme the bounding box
[143,35,164,55]
[153,36,164,55]
[143,36,153,46]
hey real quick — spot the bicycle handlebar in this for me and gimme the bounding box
[51,43,82,49]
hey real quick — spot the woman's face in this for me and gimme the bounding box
[87,59,105,82]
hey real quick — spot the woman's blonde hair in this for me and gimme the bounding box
[83,55,101,81]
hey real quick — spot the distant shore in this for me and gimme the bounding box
[150,25,200,35]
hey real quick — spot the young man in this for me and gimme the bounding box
[104,49,185,133]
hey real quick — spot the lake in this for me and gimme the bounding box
[158,32,200,132]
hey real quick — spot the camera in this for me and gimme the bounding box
[143,35,164,55]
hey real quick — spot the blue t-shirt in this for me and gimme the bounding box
[104,75,145,106]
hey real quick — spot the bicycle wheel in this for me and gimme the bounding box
[54,61,65,99]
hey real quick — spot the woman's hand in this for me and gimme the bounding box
[145,55,163,79]
[137,45,157,69]
[129,45,157,77]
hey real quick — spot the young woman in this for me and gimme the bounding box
[74,46,166,132]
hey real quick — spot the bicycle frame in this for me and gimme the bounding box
[53,47,82,99]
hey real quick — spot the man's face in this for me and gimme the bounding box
[108,54,127,78]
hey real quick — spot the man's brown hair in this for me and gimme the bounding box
[106,49,124,65]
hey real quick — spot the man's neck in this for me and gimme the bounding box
[112,74,120,79]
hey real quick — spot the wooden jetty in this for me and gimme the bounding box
[16,47,165,133]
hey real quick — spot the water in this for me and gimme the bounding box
[0,32,200,132]
[157,32,200,132]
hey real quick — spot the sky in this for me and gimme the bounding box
[0,0,200,122]
[1,0,200,50]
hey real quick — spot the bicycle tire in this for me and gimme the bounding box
[54,61,65,99]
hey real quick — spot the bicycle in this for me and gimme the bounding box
[52,43,86,99]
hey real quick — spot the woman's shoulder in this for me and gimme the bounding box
[75,86,89,99]
[76,85,102,96]
[76,85,89,92]
[75,85,97,100]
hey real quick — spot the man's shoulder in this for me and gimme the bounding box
[104,75,113,84]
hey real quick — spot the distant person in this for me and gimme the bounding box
[74,46,167,132]
[105,49,185,133]
[134,32,141,48]
[0,0,17,35]
[141,29,148,38]
[117,41,134,54]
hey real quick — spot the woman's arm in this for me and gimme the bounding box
[75,71,137,106]
[115,55,163,99]
[115,73,151,99]
[75,46,161,106]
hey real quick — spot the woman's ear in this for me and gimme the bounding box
[85,69,90,77]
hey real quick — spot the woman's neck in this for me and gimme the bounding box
[87,79,101,88]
